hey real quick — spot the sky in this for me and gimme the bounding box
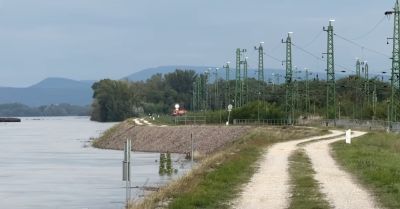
[0,0,396,87]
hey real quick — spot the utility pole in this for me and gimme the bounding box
[282,32,294,125]
[192,81,196,111]
[242,57,248,106]
[214,68,219,110]
[372,83,377,120]
[356,58,361,77]
[255,42,265,122]
[363,62,370,107]
[386,0,400,127]
[355,59,362,119]
[323,20,336,124]
[234,48,247,108]
[196,76,201,111]
[235,49,241,108]
[305,68,311,115]
[255,42,265,101]
[204,70,210,111]
[257,43,265,82]
[223,62,230,107]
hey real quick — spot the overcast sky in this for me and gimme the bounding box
[0,0,396,87]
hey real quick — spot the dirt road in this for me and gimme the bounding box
[304,131,381,209]
[233,130,381,209]
[233,131,343,209]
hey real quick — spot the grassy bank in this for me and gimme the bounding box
[129,127,326,209]
[332,132,400,209]
[288,149,331,209]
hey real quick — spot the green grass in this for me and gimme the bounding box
[332,132,400,209]
[129,127,326,209]
[148,115,176,125]
[288,149,331,209]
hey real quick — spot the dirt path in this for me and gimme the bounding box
[304,131,382,209]
[233,130,343,209]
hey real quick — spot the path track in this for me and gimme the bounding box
[304,131,381,209]
[233,130,381,209]
[233,130,343,209]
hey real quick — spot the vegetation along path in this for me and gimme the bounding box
[233,130,343,209]
[304,131,382,209]
[234,130,383,209]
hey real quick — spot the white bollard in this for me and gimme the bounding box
[345,129,352,144]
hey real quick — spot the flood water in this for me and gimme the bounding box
[0,117,190,209]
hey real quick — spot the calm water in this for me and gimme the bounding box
[0,117,189,209]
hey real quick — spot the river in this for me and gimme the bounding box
[0,117,189,209]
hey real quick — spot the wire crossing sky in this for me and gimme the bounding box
[0,0,395,87]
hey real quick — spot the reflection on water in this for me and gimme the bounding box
[0,117,190,209]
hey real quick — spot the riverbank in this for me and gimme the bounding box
[93,119,253,155]
[128,126,326,209]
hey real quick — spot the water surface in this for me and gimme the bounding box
[0,117,189,209]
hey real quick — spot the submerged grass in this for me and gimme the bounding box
[332,132,400,209]
[288,149,331,209]
[129,126,326,209]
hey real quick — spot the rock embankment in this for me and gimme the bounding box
[93,120,253,154]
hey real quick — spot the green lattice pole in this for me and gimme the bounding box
[282,32,294,125]
[323,20,336,124]
[255,42,265,104]
[223,62,230,108]
[386,0,400,127]
[235,49,241,108]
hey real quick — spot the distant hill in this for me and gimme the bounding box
[0,66,367,108]
[0,78,94,107]
[30,77,94,89]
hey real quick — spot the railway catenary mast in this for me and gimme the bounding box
[282,32,294,125]
[255,42,265,103]
[323,20,336,124]
[223,62,230,107]
[386,0,400,126]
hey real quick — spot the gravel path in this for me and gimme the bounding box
[233,130,343,209]
[304,131,382,209]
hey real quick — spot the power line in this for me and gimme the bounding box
[302,30,323,48]
[334,33,391,58]
[292,43,323,61]
[291,43,352,72]
[351,16,387,40]
[264,52,282,63]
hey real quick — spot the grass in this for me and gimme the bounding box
[129,126,326,209]
[288,149,331,209]
[332,132,400,209]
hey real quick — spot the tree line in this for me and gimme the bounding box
[90,68,393,122]
[0,103,90,117]
[90,70,196,122]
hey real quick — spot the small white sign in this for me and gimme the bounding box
[228,104,233,112]
[345,129,352,144]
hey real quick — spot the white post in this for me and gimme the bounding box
[191,133,194,168]
[345,129,352,144]
[227,104,233,126]
[123,139,132,206]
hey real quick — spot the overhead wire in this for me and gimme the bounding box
[334,33,391,58]
[351,16,387,40]
[291,43,352,72]
[301,30,323,48]
[264,52,282,64]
